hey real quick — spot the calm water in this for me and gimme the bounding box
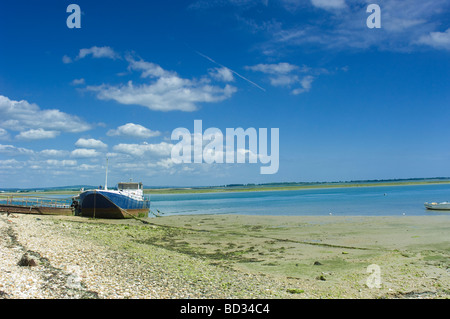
[4,184,449,217]
[149,184,450,217]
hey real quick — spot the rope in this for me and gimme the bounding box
[92,191,150,224]
[120,207,150,224]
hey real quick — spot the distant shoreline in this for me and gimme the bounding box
[143,180,450,195]
[1,180,450,197]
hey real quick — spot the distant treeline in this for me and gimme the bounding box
[220,177,450,188]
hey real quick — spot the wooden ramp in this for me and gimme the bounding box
[0,196,73,216]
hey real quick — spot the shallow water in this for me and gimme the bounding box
[149,184,450,216]
[4,184,449,217]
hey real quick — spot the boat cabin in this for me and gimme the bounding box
[118,182,143,191]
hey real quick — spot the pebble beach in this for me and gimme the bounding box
[1,212,449,299]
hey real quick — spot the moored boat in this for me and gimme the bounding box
[73,182,150,219]
[72,158,150,219]
[424,201,450,211]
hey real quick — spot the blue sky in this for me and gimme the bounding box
[0,0,449,188]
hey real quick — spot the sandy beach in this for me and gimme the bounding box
[0,212,449,299]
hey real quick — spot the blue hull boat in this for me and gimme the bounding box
[74,182,150,219]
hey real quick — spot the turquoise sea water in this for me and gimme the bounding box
[3,184,449,217]
[149,184,450,217]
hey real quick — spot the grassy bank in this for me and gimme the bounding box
[145,180,450,194]
[144,180,450,194]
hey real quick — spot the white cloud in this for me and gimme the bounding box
[63,46,119,64]
[76,163,101,171]
[16,128,60,140]
[77,46,119,60]
[62,55,73,64]
[269,74,299,87]
[0,159,23,169]
[113,142,173,157]
[40,149,70,157]
[153,158,175,169]
[244,0,450,53]
[189,0,262,10]
[0,144,34,156]
[196,51,265,91]
[46,159,77,167]
[107,123,161,138]
[88,79,236,112]
[417,28,450,50]
[71,148,102,158]
[0,128,9,140]
[245,62,298,74]
[191,0,449,53]
[246,62,319,94]
[127,56,176,78]
[75,138,108,150]
[208,67,235,82]
[86,57,237,112]
[71,78,85,86]
[105,152,125,158]
[310,0,346,10]
[291,75,315,95]
[0,95,92,133]
[106,157,176,174]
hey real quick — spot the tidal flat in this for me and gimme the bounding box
[1,213,449,298]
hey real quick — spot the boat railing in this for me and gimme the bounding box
[143,194,151,207]
[0,196,72,208]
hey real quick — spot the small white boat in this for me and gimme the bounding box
[424,201,450,211]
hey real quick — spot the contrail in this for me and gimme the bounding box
[195,51,266,92]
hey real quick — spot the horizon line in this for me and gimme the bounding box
[2,177,450,191]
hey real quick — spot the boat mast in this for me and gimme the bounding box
[105,157,108,190]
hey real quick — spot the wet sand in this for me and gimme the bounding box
[149,214,450,298]
[1,212,449,298]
